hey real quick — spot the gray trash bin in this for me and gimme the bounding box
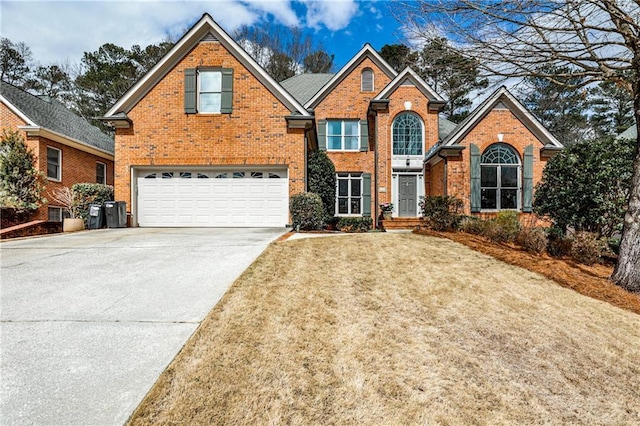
[104,201,127,228]
[87,204,104,229]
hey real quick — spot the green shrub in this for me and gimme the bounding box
[570,231,606,265]
[307,150,336,218]
[608,238,621,255]
[484,211,521,243]
[419,196,463,231]
[290,192,325,231]
[546,228,573,257]
[516,227,548,254]
[336,217,373,233]
[71,183,114,223]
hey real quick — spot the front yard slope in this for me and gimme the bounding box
[129,233,640,425]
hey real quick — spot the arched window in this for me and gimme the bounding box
[481,144,520,210]
[392,113,423,156]
[361,68,374,92]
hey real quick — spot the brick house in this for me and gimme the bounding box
[1,81,114,223]
[102,13,561,228]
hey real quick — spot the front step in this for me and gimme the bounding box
[380,217,425,230]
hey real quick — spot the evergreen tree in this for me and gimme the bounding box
[0,37,32,85]
[0,129,46,213]
[589,80,634,138]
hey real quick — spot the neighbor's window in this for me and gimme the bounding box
[336,173,362,215]
[47,147,61,180]
[481,144,521,210]
[198,70,222,113]
[96,162,106,184]
[327,120,360,151]
[361,68,374,92]
[392,113,423,156]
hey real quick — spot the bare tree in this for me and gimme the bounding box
[395,0,640,292]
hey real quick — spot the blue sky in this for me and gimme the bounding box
[1,0,407,71]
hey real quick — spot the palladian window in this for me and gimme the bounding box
[480,144,521,210]
[392,113,423,156]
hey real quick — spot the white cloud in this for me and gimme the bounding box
[301,0,359,31]
[0,0,301,65]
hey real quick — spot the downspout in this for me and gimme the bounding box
[373,111,379,229]
[437,149,448,197]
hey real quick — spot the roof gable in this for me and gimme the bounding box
[374,67,445,105]
[105,13,309,117]
[1,81,114,155]
[304,44,397,109]
[443,86,562,148]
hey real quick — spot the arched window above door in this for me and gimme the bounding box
[392,113,423,156]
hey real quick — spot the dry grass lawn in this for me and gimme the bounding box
[129,233,640,425]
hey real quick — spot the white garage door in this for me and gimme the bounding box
[137,169,288,227]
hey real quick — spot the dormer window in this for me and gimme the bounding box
[361,68,374,92]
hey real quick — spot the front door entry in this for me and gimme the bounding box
[398,175,417,217]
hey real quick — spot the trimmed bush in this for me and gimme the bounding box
[307,150,336,219]
[460,216,487,235]
[546,227,573,257]
[570,231,606,265]
[290,192,325,231]
[419,196,463,231]
[516,227,548,254]
[71,183,114,223]
[336,217,373,233]
[484,211,521,243]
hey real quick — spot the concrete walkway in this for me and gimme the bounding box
[0,227,284,425]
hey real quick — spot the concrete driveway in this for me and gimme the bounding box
[0,227,284,425]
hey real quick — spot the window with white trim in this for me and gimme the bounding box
[361,68,374,92]
[481,144,521,210]
[47,146,61,180]
[96,162,106,184]
[327,120,360,151]
[336,173,362,215]
[198,70,222,113]
[392,113,423,156]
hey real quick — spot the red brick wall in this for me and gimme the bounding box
[1,103,114,222]
[114,41,306,221]
[432,107,552,215]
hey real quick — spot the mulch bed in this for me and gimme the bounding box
[414,228,640,315]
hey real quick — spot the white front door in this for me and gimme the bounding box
[136,169,288,227]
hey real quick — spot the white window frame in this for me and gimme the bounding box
[96,162,107,184]
[335,173,363,216]
[47,146,61,181]
[197,69,222,114]
[480,144,522,212]
[361,68,374,92]
[326,120,360,151]
[392,113,424,157]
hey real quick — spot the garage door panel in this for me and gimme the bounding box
[137,169,288,227]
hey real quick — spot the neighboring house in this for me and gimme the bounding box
[102,13,561,228]
[0,81,114,223]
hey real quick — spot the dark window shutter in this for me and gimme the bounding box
[362,173,371,217]
[523,144,534,212]
[470,144,481,213]
[317,119,327,151]
[360,120,369,152]
[221,68,233,113]
[184,68,196,114]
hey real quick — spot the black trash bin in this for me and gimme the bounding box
[87,204,104,229]
[104,201,127,228]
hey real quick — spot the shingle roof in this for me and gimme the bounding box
[280,74,334,106]
[618,124,637,140]
[438,117,457,140]
[1,81,114,154]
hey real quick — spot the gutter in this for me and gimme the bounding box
[18,125,114,160]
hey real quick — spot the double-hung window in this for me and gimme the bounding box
[336,173,362,215]
[96,162,106,184]
[198,70,222,113]
[327,120,360,151]
[47,147,61,181]
[480,144,520,210]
